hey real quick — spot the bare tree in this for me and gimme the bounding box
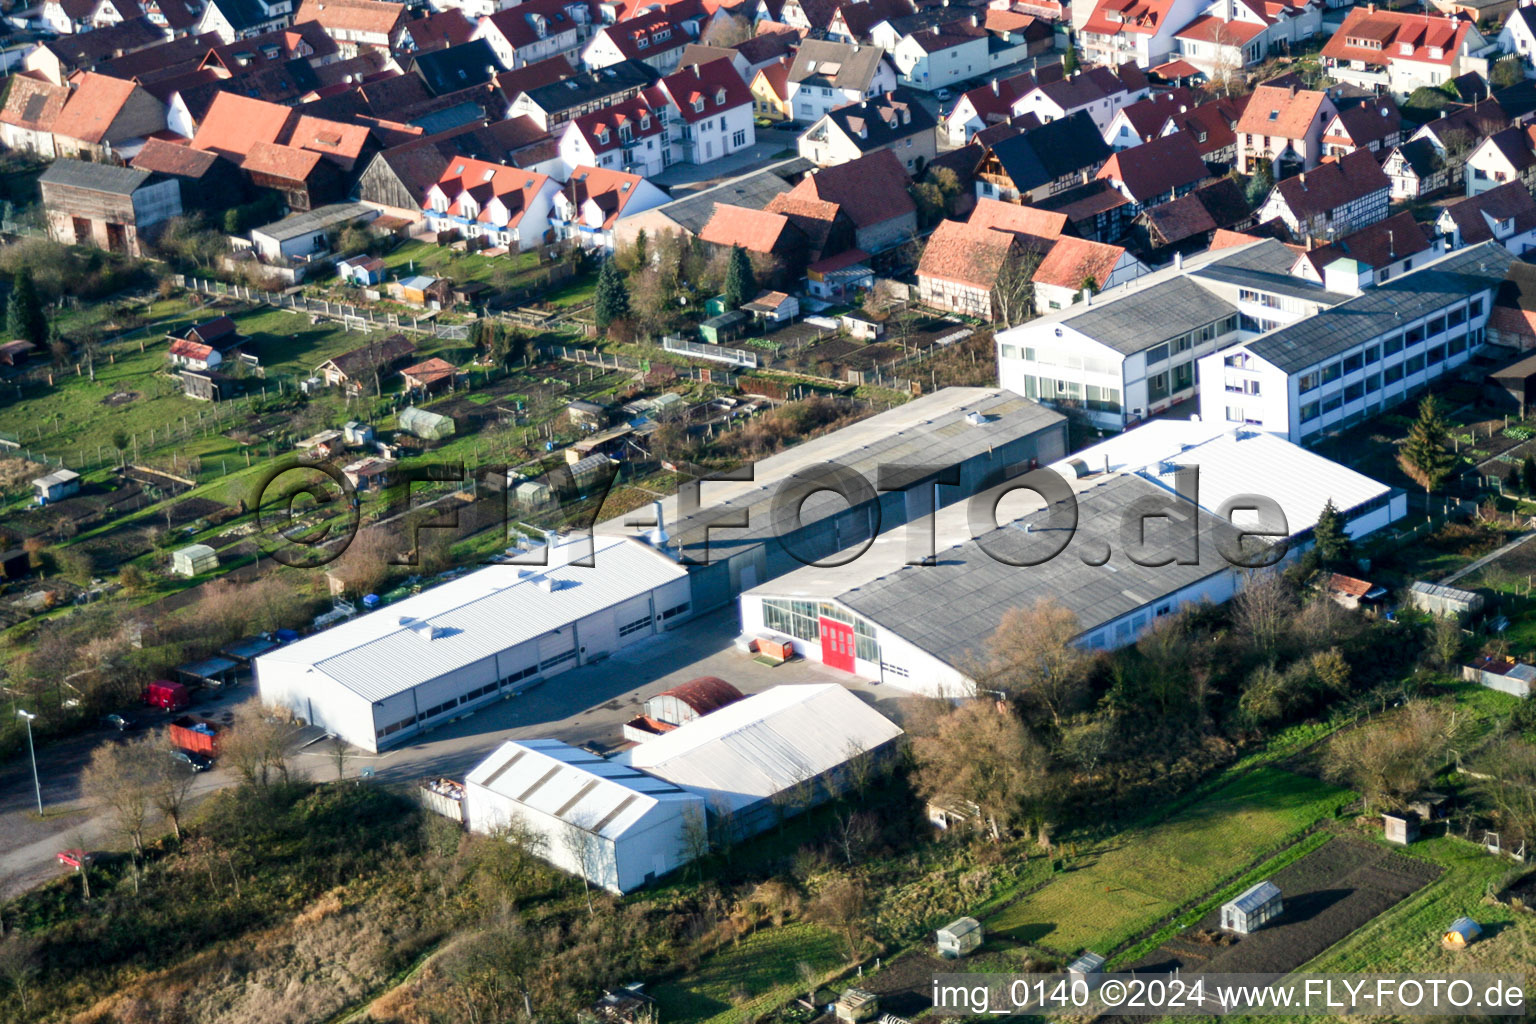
[147,755,196,841]
[327,735,351,782]
[0,934,39,1020]
[1206,20,1247,98]
[1233,571,1296,658]
[80,737,156,859]
[221,705,303,791]
[842,738,877,803]
[973,599,1092,728]
[991,244,1042,327]
[560,816,603,916]
[912,700,1053,841]
[1472,738,1536,845]
[678,804,712,879]
[809,873,868,961]
[831,808,879,865]
[1322,702,1459,813]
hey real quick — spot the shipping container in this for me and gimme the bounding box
[143,680,191,711]
[168,715,223,756]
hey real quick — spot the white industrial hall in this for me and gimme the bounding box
[254,533,690,751]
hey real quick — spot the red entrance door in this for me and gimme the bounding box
[820,617,855,672]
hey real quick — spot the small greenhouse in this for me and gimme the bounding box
[1222,880,1282,934]
[936,917,982,958]
[398,405,455,440]
[172,544,218,577]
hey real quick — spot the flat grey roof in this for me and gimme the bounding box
[1061,275,1238,356]
[597,387,1065,551]
[755,473,1245,670]
[253,202,375,242]
[1245,242,1515,374]
[649,158,811,234]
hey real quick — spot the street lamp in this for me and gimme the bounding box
[17,709,41,816]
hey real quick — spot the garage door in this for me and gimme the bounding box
[538,626,576,673]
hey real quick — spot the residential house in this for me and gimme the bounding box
[248,200,377,260]
[1159,92,1246,169]
[473,0,593,68]
[1498,3,1536,76]
[287,113,377,174]
[358,116,560,218]
[1289,210,1438,288]
[142,0,204,35]
[548,165,669,249]
[974,112,1113,203]
[1254,147,1390,243]
[806,248,875,299]
[1320,96,1401,158]
[888,14,990,93]
[1406,98,1508,192]
[39,159,180,256]
[582,10,693,72]
[751,55,793,120]
[424,157,561,249]
[0,75,71,157]
[1464,125,1536,194]
[825,0,913,43]
[40,0,144,34]
[401,357,460,393]
[1320,6,1492,98]
[1011,62,1150,133]
[968,196,1070,245]
[507,59,659,129]
[786,40,897,124]
[677,42,749,81]
[1095,130,1210,212]
[733,22,798,76]
[981,8,1053,68]
[763,189,857,262]
[743,290,799,322]
[797,86,936,172]
[294,0,405,54]
[196,0,297,42]
[24,17,166,83]
[1234,82,1337,174]
[1436,180,1536,255]
[1133,175,1252,255]
[50,72,167,162]
[1102,85,1196,148]
[315,333,417,392]
[190,91,296,160]
[1031,235,1148,313]
[558,94,668,176]
[167,316,247,369]
[394,8,477,54]
[337,253,386,284]
[943,64,1063,146]
[1197,242,1511,442]
[652,57,755,165]
[916,218,1027,321]
[1079,0,1208,67]
[413,40,505,96]
[1173,0,1323,81]
[1383,137,1449,198]
[776,148,915,253]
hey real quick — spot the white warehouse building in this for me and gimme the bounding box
[739,423,1403,695]
[254,534,690,752]
[465,738,705,894]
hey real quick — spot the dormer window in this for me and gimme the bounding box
[693,97,705,112]
[620,124,632,142]
[1398,41,1413,55]
[637,35,648,47]
[596,126,610,143]
[655,27,669,40]
[1429,46,1443,59]
[715,87,726,104]
[640,112,651,129]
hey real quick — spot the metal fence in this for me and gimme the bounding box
[661,335,760,368]
[543,344,740,388]
[175,275,470,339]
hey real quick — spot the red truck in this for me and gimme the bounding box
[143,680,191,711]
[168,715,223,757]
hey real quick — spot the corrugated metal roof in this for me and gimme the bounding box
[466,738,697,840]
[623,684,902,812]
[255,535,687,702]
[39,158,153,195]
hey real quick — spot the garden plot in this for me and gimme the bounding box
[985,768,1348,957]
[1124,838,1441,976]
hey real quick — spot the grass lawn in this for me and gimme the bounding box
[986,768,1350,957]
[649,923,845,1024]
[379,238,540,287]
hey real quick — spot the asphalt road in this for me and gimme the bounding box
[0,603,908,897]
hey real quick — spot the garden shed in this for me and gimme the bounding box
[397,406,455,440]
[1382,811,1420,845]
[172,544,218,577]
[700,311,748,345]
[1443,917,1481,948]
[936,916,982,958]
[1222,881,1282,934]
[0,548,31,580]
[835,989,879,1023]
[1067,952,1106,987]
[1407,581,1483,620]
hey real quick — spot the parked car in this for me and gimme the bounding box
[101,714,138,732]
[169,749,213,772]
[935,87,952,101]
[56,849,92,869]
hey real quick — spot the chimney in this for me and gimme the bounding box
[691,63,700,73]
[990,77,998,94]
[1289,83,1297,98]
[1299,171,1307,189]
[1174,250,1183,269]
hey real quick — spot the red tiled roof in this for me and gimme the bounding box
[1174,14,1266,43]
[294,0,405,38]
[699,203,793,252]
[562,165,650,228]
[52,72,142,144]
[1210,228,1266,249]
[1269,148,1390,220]
[1293,210,1430,275]
[734,22,798,64]
[1096,131,1209,204]
[570,94,664,154]
[599,9,687,61]
[1163,94,1245,156]
[1083,0,1181,37]
[243,141,325,182]
[290,113,372,163]
[401,356,457,383]
[966,198,1066,247]
[1327,573,1375,598]
[951,65,1063,126]
[191,91,294,158]
[0,74,70,133]
[168,338,214,360]
[917,219,1017,290]
[479,0,590,50]
[785,148,914,229]
[429,156,552,228]
[400,8,476,49]
[1031,235,1127,289]
[1235,83,1330,139]
[753,54,793,102]
[1151,58,1203,79]
[131,137,221,176]
[660,57,751,124]
[1321,7,1470,68]
[1110,87,1195,142]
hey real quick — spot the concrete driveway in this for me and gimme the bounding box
[652,125,803,191]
